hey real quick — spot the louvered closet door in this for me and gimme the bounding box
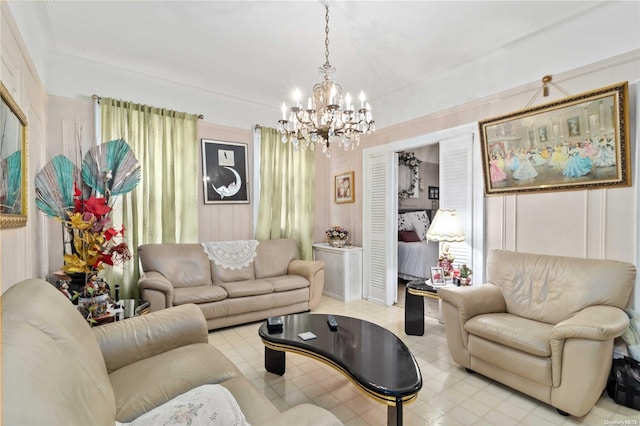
[363,152,396,305]
[439,134,474,269]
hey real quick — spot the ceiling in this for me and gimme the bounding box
[8,1,612,128]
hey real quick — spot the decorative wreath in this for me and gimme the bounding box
[398,152,422,198]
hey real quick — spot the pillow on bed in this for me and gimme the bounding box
[398,213,414,231]
[407,210,430,241]
[398,230,421,242]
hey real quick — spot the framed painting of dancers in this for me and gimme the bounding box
[479,82,630,196]
[201,139,249,204]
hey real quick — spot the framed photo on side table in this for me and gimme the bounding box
[201,139,249,204]
[430,267,445,286]
[335,171,355,204]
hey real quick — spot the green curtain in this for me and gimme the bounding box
[256,127,316,260]
[100,98,198,298]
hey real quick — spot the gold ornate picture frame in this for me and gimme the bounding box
[1,81,28,228]
[479,82,630,196]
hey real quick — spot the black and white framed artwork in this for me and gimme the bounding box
[201,139,249,204]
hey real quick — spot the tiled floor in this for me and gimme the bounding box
[208,295,640,425]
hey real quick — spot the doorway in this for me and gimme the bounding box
[397,144,440,287]
[362,122,485,306]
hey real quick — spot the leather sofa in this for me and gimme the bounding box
[439,249,636,417]
[2,278,341,425]
[138,239,325,330]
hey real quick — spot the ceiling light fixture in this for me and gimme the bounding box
[277,5,375,157]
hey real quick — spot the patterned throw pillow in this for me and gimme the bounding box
[398,213,414,231]
[118,384,250,426]
[407,210,431,241]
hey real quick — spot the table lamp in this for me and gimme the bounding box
[426,209,465,276]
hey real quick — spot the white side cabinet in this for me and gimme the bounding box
[312,243,363,302]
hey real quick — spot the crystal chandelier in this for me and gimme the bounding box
[277,5,375,157]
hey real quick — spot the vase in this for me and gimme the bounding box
[64,272,109,302]
[65,273,92,304]
[77,293,110,319]
[329,238,347,248]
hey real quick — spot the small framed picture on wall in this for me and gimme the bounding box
[428,186,439,200]
[335,171,355,204]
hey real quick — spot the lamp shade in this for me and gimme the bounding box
[426,209,465,242]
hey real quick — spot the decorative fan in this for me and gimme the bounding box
[34,155,79,219]
[35,139,141,277]
[82,138,141,200]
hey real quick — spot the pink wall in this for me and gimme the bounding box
[317,55,640,255]
[313,148,361,245]
[197,122,253,242]
[38,56,640,301]
[44,98,257,248]
[45,95,95,276]
[42,96,331,253]
[309,106,483,248]
[317,106,485,248]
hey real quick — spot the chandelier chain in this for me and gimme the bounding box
[324,5,330,68]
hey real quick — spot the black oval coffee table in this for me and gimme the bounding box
[258,313,422,426]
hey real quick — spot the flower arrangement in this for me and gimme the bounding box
[398,152,422,198]
[60,183,132,274]
[326,225,349,248]
[399,151,421,167]
[326,225,348,241]
[35,138,141,307]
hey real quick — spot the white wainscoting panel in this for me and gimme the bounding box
[1,2,47,291]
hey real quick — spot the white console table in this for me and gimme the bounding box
[312,243,363,302]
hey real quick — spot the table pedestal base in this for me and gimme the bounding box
[265,346,285,375]
[404,286,425,335]
[387,398,403,426]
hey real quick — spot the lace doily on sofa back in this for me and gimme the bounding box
[201,240,259,270]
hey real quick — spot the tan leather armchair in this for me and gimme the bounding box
[439,250,636,417]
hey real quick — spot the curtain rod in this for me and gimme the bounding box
[92,94,204,119]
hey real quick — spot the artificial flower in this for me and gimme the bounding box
[325,225,348,240]
[398,151,422,198]
[35,139,141,277]
[68,212,94,230]
[61,188,132,274]
[62,253,89,274]
[81,195,112,217]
